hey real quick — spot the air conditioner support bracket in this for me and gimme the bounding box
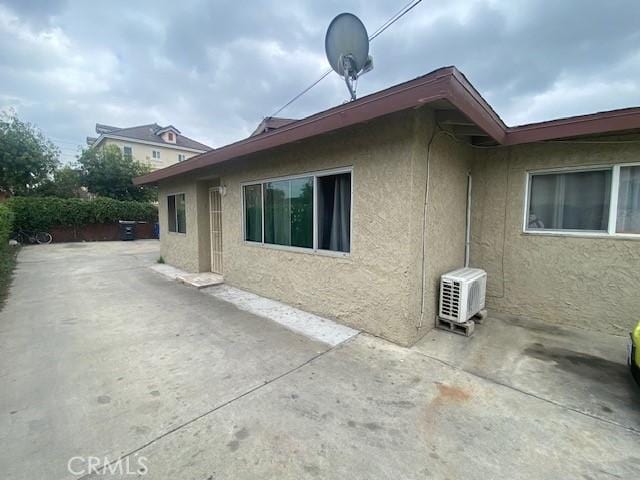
[436,317,475,337]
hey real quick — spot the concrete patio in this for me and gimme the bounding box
[0,240,637,479]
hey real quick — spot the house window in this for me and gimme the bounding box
[525,164,640,235]
[178,154,186,162]
[167,193,186,234]
[617,165,640,234]
[168,132,175,142]
[123,146,132,160]
[243,184,262,242]
[242,169,351,253]
[152,150,161,161]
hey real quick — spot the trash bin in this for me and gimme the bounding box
[119,220,136,241]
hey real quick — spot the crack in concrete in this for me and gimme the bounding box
[77,333,360,479]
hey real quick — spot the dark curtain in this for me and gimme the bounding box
[317,173,351,252]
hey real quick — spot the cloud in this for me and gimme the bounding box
[0,0,639,164]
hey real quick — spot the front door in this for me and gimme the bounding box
[209,188,223,274]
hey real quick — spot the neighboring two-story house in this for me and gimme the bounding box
[87,123,212,170]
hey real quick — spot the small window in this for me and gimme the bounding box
[527,169,611,232]
[178,153,186,162]
[167,193,186,233]
[123,146,132,160]
[243,184,262,242]
[152,150,161,160]
[168,132,174,141]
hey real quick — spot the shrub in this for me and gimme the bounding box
[6,196,157,231]
[0,203,13,248]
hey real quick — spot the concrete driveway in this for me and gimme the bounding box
[0,241,638,480]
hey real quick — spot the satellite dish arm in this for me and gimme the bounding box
[340,54,358,100]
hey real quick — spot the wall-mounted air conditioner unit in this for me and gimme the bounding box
[439,268,487,323]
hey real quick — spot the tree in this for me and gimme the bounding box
[33,165,84,198]
[0,111,60,195]
[78,144,156,201]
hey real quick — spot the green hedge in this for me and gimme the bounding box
[6,196,158,231]
[0,204,13,249]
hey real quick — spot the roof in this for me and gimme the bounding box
[250,117,298,137]
[92,123,211,152]
[135,66,640,185]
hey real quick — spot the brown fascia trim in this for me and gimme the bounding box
[505,107,640,145]
[134,66,506,185]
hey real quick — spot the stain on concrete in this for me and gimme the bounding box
[234,427,249,440]
[435,383,471,402]
[524,343,625,384]
[303,464,321,476]
[363,422,383,431]
[347,420,356,427]
[150,390,161,397]
[132,425,150,435]
[10,410,17,415]
[226,440,239,452]
[97,395,111,404]
[502,316,568,335]
[226,426,250,451]
[601,405,613,413]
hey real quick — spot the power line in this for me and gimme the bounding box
[270,0,423,117]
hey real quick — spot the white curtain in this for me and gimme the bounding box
[617,166,640,233]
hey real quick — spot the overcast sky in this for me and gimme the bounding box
[1,0,639,163]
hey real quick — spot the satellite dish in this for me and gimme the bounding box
[325,13,374,101]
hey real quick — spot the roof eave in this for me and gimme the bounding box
[135,67,506,186]
[505,107,640,145]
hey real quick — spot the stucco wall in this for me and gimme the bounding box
[217,111,433,345]
[418,130,473,334]
[158,176,212,272]
[470,139,640,335]
[101,138,200,170]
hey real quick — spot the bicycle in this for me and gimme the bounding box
[11,228,53,245]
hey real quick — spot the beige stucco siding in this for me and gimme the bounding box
[158,176,212,272]
[101,138,200,170]
[470,140,640,334]
[218,111,430,345]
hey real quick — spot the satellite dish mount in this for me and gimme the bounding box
[325,13,374,101]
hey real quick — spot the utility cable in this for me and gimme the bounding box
[270,0,423,117]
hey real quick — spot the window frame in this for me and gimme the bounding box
[122,145,133,160]
[152,150,161,161]
[241,166,353,257]
[177,153,186,162]
[167,192,187,235]
[523,162,640,238]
